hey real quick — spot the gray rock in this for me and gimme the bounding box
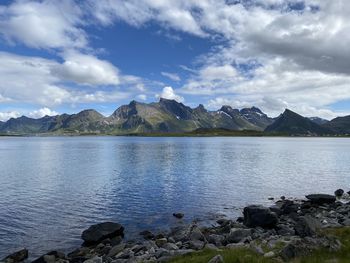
[155,238,167,247]
[225,228,252,244]
[162,243,179,250]
[82,222,124,245]
[83,256,102,263]
[294,215,320,237]
[2,249,28,263]
[243,205,278,228]
[189,240,205,250]
[208,234,225,246]
[263,251,275,258]
[107,243,126,258]
[208,254,224,263]
[189,226,205,241]
[305,194,336,205]
[205,244,219,250]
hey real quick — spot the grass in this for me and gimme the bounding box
[169,227,350,263]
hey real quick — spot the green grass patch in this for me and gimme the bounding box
[169,227,350,263]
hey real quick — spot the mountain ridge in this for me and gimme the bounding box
[0,100,349,136]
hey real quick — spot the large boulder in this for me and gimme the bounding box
[305,194,336,205]
[243,205,278,228]
[81,222,124,245]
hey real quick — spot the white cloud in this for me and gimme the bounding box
[52,51,120,86]
[0,0,87,49]
[0,52,129,106]
[0,110,20,121]
[28,107,59,119]
[161,72,181,82]
[157,86,184,103]
[137,94,147,101]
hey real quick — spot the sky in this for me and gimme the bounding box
[0,0,350,121]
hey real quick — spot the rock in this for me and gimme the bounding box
[243,205,278,228]
[305,194,336,205]
[263,251,275,258]
[208,254,224,263]
[280,196,286,200]
[173,213,184,219]
[225,243,247,249]
[250,244,264,255]
[280,241,309,260]
[3,249,29,263]
[189,240,205,250]
[294,215,320,237]
[162,243,179,250]
[208,234,225,246]
[83,256,102,263]
[155,238,168,247]
[205,243,219,250]
[139,230,155,240]
[81,222,124,245]
[277,224,295,236]
[225,228,252,244]
[2,249,28,263]
[334,189,344,197]
[32,251,67,263]
[189,226,205,241]
[107,243,126,258]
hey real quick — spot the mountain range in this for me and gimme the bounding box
[0,98,349,136]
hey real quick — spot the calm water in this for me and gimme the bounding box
[0,137,349,258]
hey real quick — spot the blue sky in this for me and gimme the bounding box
[0,0,350,120]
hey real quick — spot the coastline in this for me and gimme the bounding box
[3,191,350,263]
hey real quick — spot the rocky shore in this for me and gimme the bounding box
[3,190,350,263]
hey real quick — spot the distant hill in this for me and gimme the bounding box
[323,115,350,135]
[308,117,329,125]
[265,109,333,135]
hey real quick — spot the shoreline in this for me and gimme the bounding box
[3,191,350,263]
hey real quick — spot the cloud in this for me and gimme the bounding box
[28,107,59,119]
[157,86,184,103]
[0,110,20,121]
[137,94,147,101]
[52,51,120,86]
[0,52,130,106]
[0,0,87,49]
[161,72,181,82]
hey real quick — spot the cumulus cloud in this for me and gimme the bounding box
[28,107,59,119]
[157,86,184,103]
[161,72,181,82]
[0,52,129,106]
[52,51,120,86]
[0,0,87,49]
[0,110,20,121]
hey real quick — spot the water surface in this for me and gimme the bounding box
[0,137,349,258]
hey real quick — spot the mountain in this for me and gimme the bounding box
[240,107,274,129]
[0,99,273,135]
[265,109,333,135]
[308,117,329,125]
[323,115,350,135]
[4,100,347,136]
